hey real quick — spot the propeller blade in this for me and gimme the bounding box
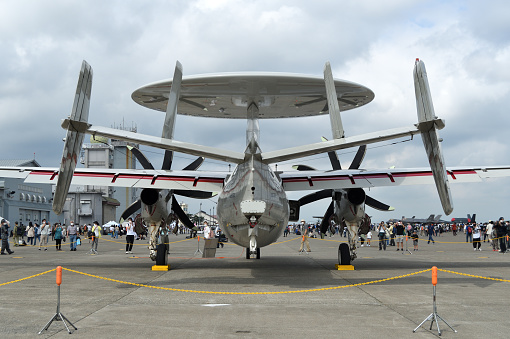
[162,150,173,170]
[320,201,335,234]
[298,189,333,206]
[349,145,367,170]
[171,196,195,230]
[327,151,342,170]
[173,190,216,199]
[182,156,204,171]
[119,199,142,222]
[366,195,394,211]
[127,146,154,170]
[321,137,341,170]
[292,164,317,171]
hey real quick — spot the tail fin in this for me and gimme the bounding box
[52,61,92,214]
[426,214,434,222]
[414,59,453,215]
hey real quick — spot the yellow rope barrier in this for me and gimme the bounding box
[0,269,56,287]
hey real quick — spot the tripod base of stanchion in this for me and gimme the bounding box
[152,265,170,271]
[39,312,77,334]
[413,312,457,336]
[335,264,354,270]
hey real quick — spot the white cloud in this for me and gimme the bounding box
[0,0,509,222]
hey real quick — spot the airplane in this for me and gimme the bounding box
[450,214,476,224]
[2,59,510,267]
[388,214,443,224]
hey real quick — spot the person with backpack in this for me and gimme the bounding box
[466,224,473,243]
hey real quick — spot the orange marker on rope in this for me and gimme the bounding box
[56,266,62,286]
[432,266,437,286]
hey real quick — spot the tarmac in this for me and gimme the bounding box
[1,232,509,338]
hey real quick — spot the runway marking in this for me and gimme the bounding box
[202,304,230,307]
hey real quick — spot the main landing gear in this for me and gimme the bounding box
[338,243,351,266]
[246,247,260,259]
[156,243,169,266]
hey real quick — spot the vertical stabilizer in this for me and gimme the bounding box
[414,59,453,215]
[53,61,92,214]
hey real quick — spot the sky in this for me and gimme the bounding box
[1,0,509,223]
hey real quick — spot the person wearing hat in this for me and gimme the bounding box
[1,219,14,255]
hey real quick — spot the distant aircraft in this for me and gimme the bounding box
[388,215,441,224]
[2,59,510,267]
[451,214,476,224]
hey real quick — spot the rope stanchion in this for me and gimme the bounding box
[194,236,203,255]
[39,266,77,334]
[413,266,456,336]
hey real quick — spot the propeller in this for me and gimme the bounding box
[119,146,214,224]
[292,142,393,230]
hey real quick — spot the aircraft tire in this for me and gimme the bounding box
[156,243,168,266]
[338,243,350,265]
[246,248,250,259]
[256,247,260,259]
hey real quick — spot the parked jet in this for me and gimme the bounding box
[388,215,443,224]
[2,59,510,266]
[451,214,476,224]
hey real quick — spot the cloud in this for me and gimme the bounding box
[0,0,509,222]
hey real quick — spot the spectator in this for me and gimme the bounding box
[427,223,435,244]
[67,221,79,251]
[54,223,63,251]
[377,222,387,251]
[39,221,50,251]
[91,221,101,254]
[125,218,136,254]
[472,224,482,251]
[0,219,14,255]
[495,217,507,253]
[411,229,419,251]
[25,222,35,245]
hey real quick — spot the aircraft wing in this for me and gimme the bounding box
[280,166,510,191]
[0,167,227,192]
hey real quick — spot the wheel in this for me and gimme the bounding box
[256,247,260,259]
[338,243,351,265]
[156,243,168,265]
[246,247,250,259]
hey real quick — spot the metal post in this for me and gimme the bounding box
[413,266,456,336]
[194,236,203,255]
[39,266,77,334]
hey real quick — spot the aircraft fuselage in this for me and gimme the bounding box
[217,157,288,250]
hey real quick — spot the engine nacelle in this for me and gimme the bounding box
[334,188,366,224]
[140,188,170,226]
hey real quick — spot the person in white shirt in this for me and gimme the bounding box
[125,218,137,254]
[203,221,211,240]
